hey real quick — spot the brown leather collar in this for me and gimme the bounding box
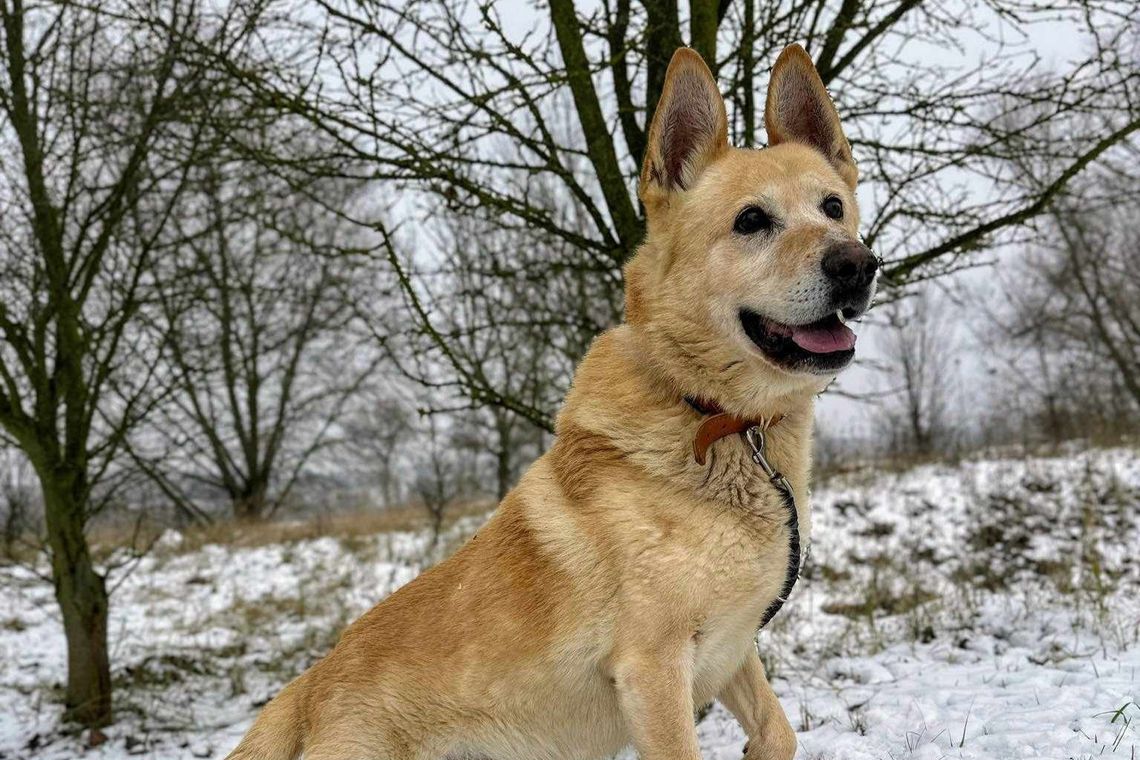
[684,396,784,465]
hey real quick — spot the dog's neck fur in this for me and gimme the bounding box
[557,323,816,521]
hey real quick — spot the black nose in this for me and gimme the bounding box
[821,243,878,291]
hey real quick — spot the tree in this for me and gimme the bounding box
[0,445,36,558]
[876,289,958,456]
[133,155,379,521]
[997,158,1140,439]
[230,0,1139,429]
[384,213,579,493]
[339,392,414,509]
[0,0,257,727]
[413,415,481,547]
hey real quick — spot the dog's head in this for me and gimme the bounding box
[626,45,876,408]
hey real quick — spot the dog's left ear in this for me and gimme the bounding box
[765,44,857,190]
[639,48,729,204]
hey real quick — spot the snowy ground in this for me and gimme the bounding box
[2,447,1138,759]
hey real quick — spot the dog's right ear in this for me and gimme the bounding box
[639,48,728,206]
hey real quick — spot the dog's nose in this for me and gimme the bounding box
[821,243,878,291]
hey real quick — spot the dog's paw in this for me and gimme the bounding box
[742,721,797,760]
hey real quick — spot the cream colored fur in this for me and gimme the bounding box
[227,43,864,760]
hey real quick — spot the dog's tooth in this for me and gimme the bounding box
[836,309,847,325]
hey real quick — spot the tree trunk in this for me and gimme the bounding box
[429,505,444,549]
[689,0,719,72]
[380,458,395,509]
[643,0,684,133]
[42,472,112,728]
[233,479,269,520]
[1,488,28,558]
[494,414,513,502]
[740,0,755,145]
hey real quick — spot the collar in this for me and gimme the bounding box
[684,395,784,466]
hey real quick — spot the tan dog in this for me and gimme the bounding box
[228,44,876,760]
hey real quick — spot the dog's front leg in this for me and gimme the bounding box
[612,632,702,760]
[718,646,796,760]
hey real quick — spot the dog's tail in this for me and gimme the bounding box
[226,675,307,760]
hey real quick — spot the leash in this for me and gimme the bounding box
[684,396,801,630]
[742,426,801,629]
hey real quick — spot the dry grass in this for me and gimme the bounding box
[71,499,494,559]
[813,433,1139,485]
[0,498,478,564]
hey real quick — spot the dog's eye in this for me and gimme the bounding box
[733,206,773,235]
[821,196,844,220]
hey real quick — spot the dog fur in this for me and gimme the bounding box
[227,44,872,760]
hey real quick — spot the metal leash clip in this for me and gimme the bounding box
[743,426,776,479]
[743,425,795,501]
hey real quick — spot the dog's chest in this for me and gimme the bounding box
[694,436,782,511]
[686,431,811,550]
[670,442,806,680]
[661,493,791,625]
[681,522,783,700]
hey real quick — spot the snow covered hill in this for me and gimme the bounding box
[2,448,1138,759]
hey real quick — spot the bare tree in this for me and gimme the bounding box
[390,214,572,490]
[367,163,616,434]
[224,0,1139,429]
[339,392,414,509]
[483,405,545,501]
[0,446,37,559]
[0,0,195,727]
[0,0,269,727]
[133,157,379,521]
[876,289,959,456]
[414,416,465,547]
[998,159,1140,439]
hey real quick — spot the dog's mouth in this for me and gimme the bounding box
[739,308,857,373]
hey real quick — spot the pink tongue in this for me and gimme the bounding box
[790,321,856,353]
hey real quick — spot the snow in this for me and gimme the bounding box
[698,602,1140,760]
[1,449,1137,759]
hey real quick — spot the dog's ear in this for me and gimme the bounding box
[765,44,857,189]
[639,48,728,203]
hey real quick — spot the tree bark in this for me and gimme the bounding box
[41,471,111,728]
[548,0,644,259]
[604,0,645,169]
[689,0,719,72]
[642,0,684,135]
[233,479,270,521]
[740,0,755,145]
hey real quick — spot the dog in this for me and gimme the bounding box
[227,43,876,760]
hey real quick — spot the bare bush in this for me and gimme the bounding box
[134,160,379,521]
